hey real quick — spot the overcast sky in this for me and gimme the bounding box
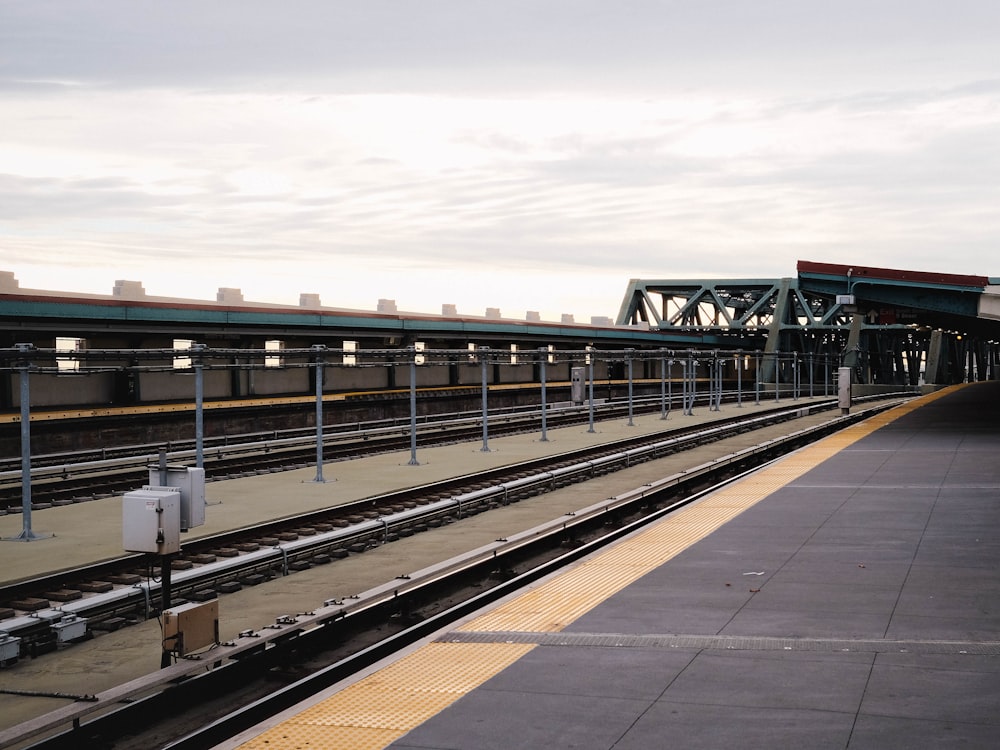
[2,1,998,321]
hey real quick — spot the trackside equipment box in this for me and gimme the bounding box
[122,488,181,554]
[163,600,219,656]
[147,465,206,530]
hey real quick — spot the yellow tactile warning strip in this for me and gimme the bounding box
[236,642,534,749]
[235,386,965,750]
[458,386,965,635]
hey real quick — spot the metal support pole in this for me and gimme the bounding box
[626,349,635,426]
[660,356,667,419]
[736,353,743,407]
[159,553,173,667]
[5,347,50,542]
[689,356,697,414]
[480,347,491,452]
[793,352,800,401]
[681,357,688,415]
[710,356,720,411]
[310,345,328,483]
[755,353,761,406]
[774,352,781,402]
[587,351,596,433]
[408,348,420,465]
[667,358,673,419]
[538,347,549,441]
[193,344,205,470]
[808,353,814,397]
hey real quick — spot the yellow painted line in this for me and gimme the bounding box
[237,386,968,750]
[235,642,534,750]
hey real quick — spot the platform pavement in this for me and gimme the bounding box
[0,395,830,587]
[227,382,1000,750]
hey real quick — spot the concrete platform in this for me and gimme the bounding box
[226,382,1000,750]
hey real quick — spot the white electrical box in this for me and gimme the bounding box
[837,367,853,413]
[122,488,181,554]
[163,599,219,656]
[147,465,206,530]
[836,294,856,306]
[0,632,20,666]
[570,367,586,404]
[52,614,88,643]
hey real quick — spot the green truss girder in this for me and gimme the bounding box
[616,278,858,332]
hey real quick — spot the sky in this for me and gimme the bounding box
[2,1,999,323]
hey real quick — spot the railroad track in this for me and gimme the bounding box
[0,395,909,750]
[1,390,789,509]
[0,396,684,509]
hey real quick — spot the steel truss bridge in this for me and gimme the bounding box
[615,261,1000,387]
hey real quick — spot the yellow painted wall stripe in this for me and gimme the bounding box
[236,386,965,750]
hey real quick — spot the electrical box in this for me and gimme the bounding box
[570,367,586,405]
[0,632,20,666]
[163,599,219,656]
[147,465,206,530]
[51,614,88,643]
[122,488,181,554]
[837,367,852,414]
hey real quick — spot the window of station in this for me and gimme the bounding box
[510,344,518,365]
[585,345,594,365]
[546,344,555,364]
[56,336,84,373]
[264,339,285,368]
[468,342,477,362]
[173,339,194,369]
[414,341,426,365]
[343,340,358,367]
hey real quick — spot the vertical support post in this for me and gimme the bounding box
[755,353,761,405]
[793,352,799,401]
[480,347,491,452]
[667,358,673,419]
[625,348,635,426]
[710,354,720,412]
[587,349,596,433]
[538,347,549,441]
[408,347,420,465]
[192,343,206,470]
[736,353,743,408]
[689,356,697,414]
[311,345,328,483]
[159,553,173,667]
[660,355,667,419]
[681,357,688,415]
[774,352,781,402]
[5,345,50,542]
[158,448,168,485]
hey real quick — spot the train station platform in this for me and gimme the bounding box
[224,381,1000,750]
[0,395,849,735]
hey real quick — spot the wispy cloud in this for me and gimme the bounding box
[2,2,999,319]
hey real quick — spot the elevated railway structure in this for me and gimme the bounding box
[1,261,997,500]
[617,260,1000,387]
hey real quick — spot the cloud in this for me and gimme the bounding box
[2,2,1000,320]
